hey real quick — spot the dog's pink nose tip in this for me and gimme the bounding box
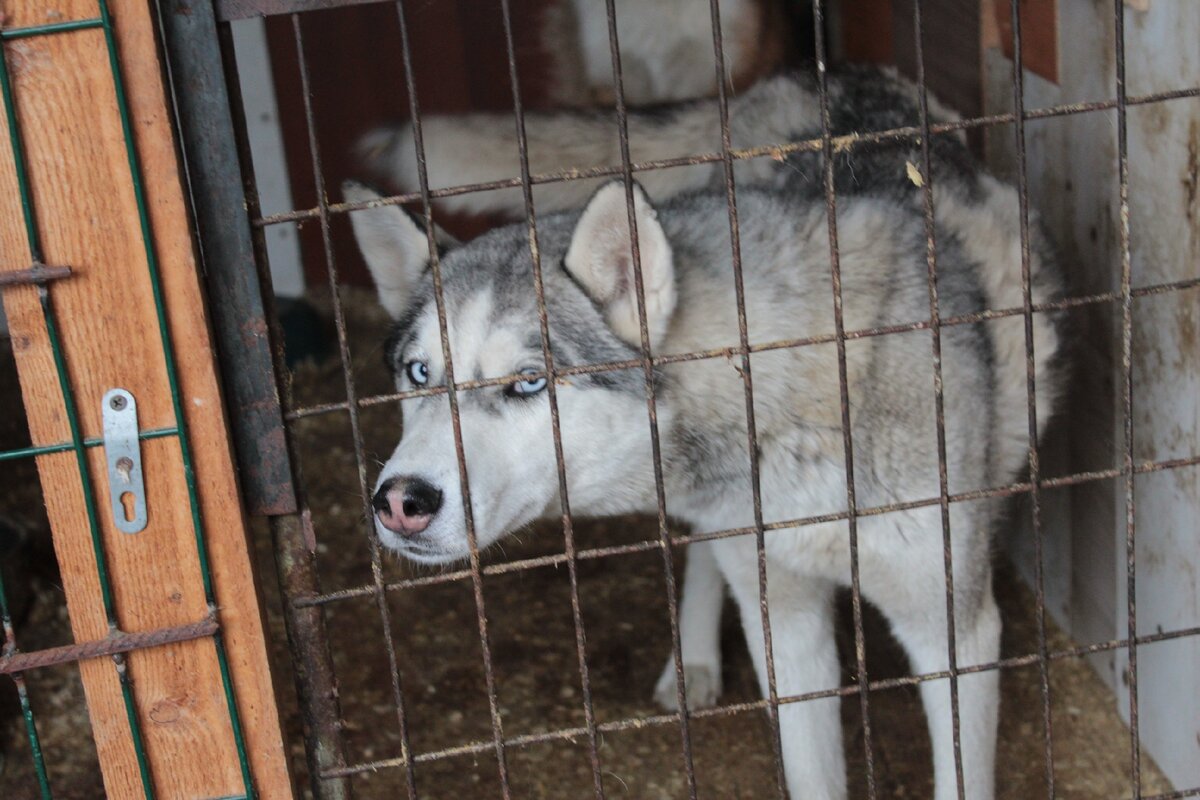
[372,477,442,537]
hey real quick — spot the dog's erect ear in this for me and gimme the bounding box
[342,180,457,319]
[564,181,676,348]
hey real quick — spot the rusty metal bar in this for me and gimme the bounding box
[810,1,878,793]
[268,512,352,799]
[291,451,1200,608]
[282,275,1200,422]
[1112,0,1142,795]
[1007,0,1057,794]
[705,1,786,795]
[911,1,967,796]
[0,617,218,674]
[204,14,356,794]
[288,13,418,797]
[316,623,1200,780]
[1141,789,1200,800]
[215,0,386,22]
[389,0,511,794]
[494,0,606,795]
[252,86,1200,230]
[0,265,71,287]
[601,0,699,793]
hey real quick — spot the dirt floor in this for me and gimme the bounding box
[0,289,1177,798]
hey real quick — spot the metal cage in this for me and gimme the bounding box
[3,0,1199,797]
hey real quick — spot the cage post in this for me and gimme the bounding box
[0,0,293,795]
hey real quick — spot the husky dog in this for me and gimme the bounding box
[346,68,1065,800]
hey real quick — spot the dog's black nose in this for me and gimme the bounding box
[372,477,399,517]
[373,476,442,537]
[401,477,442,518]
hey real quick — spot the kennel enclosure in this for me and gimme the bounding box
[1,0,1199,797]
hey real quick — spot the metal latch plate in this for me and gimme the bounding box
[102,389,147,534]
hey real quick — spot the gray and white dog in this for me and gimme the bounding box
[345,67,1065,800]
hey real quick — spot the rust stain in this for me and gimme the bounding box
[1184,118,1199,227]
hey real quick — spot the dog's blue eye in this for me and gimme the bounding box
[509,369,548,397]
[406,360,429,386]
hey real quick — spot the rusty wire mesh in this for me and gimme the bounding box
[240,1,1200,798]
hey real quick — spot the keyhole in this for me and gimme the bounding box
[120,492,136,522]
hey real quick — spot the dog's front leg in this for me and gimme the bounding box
[888,579,1001,800]
[655,540,724,710]
[720,548,845,800]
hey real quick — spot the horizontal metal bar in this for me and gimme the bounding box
[214,0,387,21]
[292,451,1200,608]
[0,18,104,40]
[0,265,71,287]
[1141,789,1200,800]
[316,622,1200,780]
[0,616,219,674]
[285,274,1200,421]
[254,84,1200,230]
[0,425,178,463]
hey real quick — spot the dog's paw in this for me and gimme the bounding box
[654,659,722,711]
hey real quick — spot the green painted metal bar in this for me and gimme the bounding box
[0,34,42,263]
[0,426,178,463]
[1,36,55,800]
[1,569,54,799]
[15,675,54,799]
[95,0,256,793]
[0,18,105,41]
[39,286,158,799]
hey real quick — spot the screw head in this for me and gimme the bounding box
[110,395,127,411]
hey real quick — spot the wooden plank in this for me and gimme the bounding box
[992,0,1058,84]
[892,0,982,120]
[839,0,896,64]
[0,0,293,796]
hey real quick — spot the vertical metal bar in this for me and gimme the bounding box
[1111,0,1141,795]
[12,673,53,799]
[39,285,157,800]
[1005,0,1057,795]
[910,1,966,797]
[703,2,787,796]
[493,1,606,796]
[0,568,53,799]
[599,1,699,794]
[808,2,878,795]
[212,19,354,794]
[288,14,420,798]
[0,45,41,263]
[96,0,256,790]
[270,512,353,799]
[151,0,299,517]
[389,1,512,792]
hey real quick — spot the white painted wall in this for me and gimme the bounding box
[230,18,306,299]
[985,0,1200,789]
[1113,1,1200,789]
